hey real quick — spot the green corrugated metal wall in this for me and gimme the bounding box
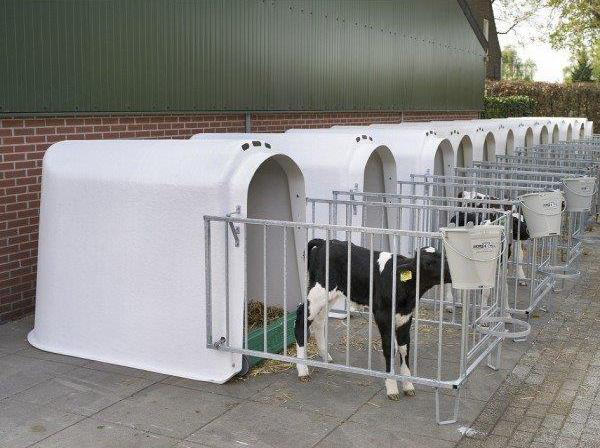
[0,0,485,115]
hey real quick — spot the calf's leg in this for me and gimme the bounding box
[294,283,331,381]
[374,311,399,400]
[311,305,333,362]
[396,317,415,396]
[294,303,312,381]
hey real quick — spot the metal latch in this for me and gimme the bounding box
[227,206,241,247]
[213,336,226,349]
[350,183,359,215]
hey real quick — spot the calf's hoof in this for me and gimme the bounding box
[298,375,311,383]
[403,389,416,397]
[387,393,401,401]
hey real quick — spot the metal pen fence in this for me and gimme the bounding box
[333,186,559,325]
[203,135,599,427]
[204,211,528,425]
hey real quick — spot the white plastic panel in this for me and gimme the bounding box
[30,139,306,383]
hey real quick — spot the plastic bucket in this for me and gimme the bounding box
[440,225,503,290]
[518,191,564,238]
[562,177,596,212]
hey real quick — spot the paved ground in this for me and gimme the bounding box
[455,246,600,448]
[0,248,594,448]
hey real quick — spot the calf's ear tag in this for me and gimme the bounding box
[400,270,412,282]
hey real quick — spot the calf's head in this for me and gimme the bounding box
[407,247,452,289]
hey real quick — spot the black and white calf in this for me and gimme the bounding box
[294,239,451,400]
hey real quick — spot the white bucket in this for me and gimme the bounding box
[562,177,596,212]
[518,191,564,238]
[440,225,503,290]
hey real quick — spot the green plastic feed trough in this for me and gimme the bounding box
[246,311,297,369]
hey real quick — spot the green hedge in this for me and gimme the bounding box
[486,80,600,132]
[483,95,536,119]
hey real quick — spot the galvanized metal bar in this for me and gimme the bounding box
[303,229,308,365]
[244,223,248,350]
[263,224,267,353]
[413,236,421,376]
[224,219,230,345]
[216,344,457,389]
[346,235,351,367]
[325,231,330,364]
[368,233,374,371]
[283,226,288,357]
[204,218,213,348]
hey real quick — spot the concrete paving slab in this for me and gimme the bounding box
[81,361,169,381]
[454,246,600,448]
[348,388,486,442]
[12,367,157,416]
[314,421,454,448]
[0,355,77,400]
[252,368,381,419]
[408,354,512,403]
[15,348,91,367]
[0,328,32,357]
[173,441,209,448]
[0,399,84,448]
[0,315,33,335]
[162,371,280,400]
[186,401,339,448]
[95,383,240,439]
[30,417,178,448]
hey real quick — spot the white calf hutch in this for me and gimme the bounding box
[585,120,594,138]
[29,139,307,383]
[563,119,574,142]
[195,131,398,244]
[551,120,561,143]
[327,126,455,182]
[546,117,589,142]
[574,119,586,140]
[421,120,498,163]
[505,118,536,148]
[368,123,470,169]
[469,119,516,156]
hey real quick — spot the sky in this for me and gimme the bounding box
[498,33,571,83]
[494,4,572,83]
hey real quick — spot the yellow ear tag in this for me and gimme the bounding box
[400,270,412,282]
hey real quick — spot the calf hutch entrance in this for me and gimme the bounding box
[525,127,534,147]
[506,129,515,155]
[246,155,306,311]
[482,132,496,162]
[552,125,560,143]
[455,135,473,168]
[540,125,549,144]
[29,139,306,383]
[278,130,398,250]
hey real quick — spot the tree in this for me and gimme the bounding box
[501,46,537,80]
[492,0,599,82]
[591,39,600,81]
[564,49,595,82]
[546,0,600,49]
[492,0,599,49]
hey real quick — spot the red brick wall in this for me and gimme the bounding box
[0,110,479,322]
